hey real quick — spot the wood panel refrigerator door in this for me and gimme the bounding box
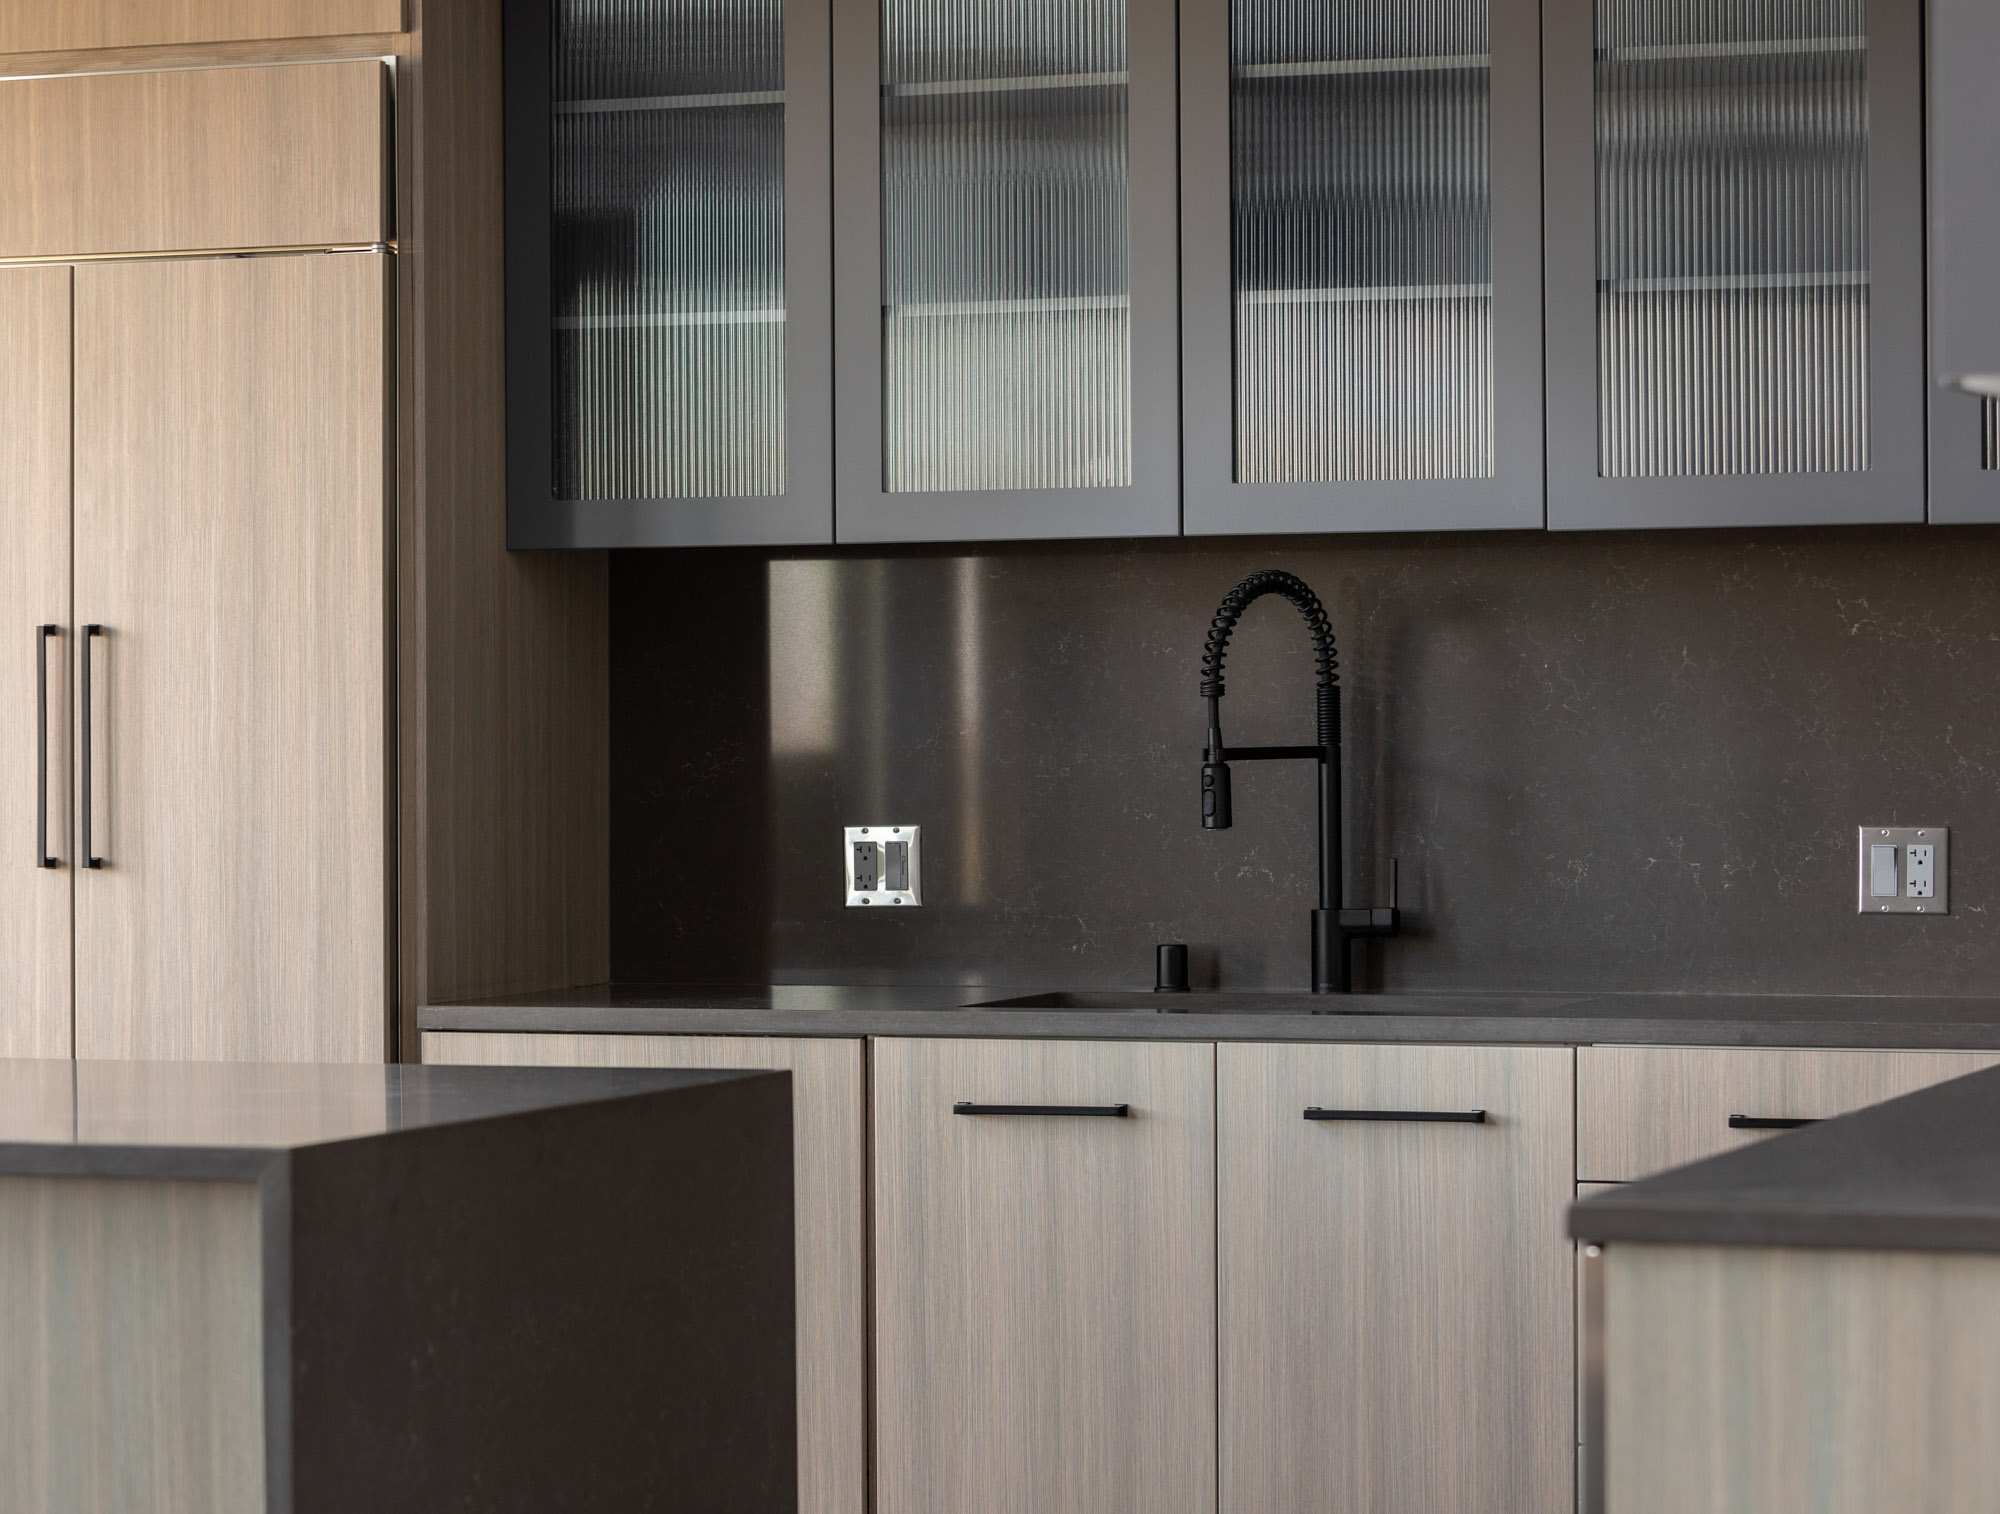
[1218,1042,1575,1514]
[72,255,392,1063]
[873,1037,1216,1514]
[0,267,73,1058]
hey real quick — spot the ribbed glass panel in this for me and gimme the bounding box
[1984,399,1998,472]
[551,0,786,501]
[1231,0,1493,483]
[880,0,1130,493]
[1595,0,1868,478]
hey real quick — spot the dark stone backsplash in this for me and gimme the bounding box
[611,526,2000,997]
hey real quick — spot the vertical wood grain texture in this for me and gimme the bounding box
[1604,1243,2000,1514]
[0,0,403,54]
[398,0,610,1033]
[0,62,390,258]
[1577,1046,2000,1182]
[72,255,392,1061]
[872,1037,1217,1514]
[1217,1042,1575,1514]
[419,1030,867,1514]
[0,267,72,1057]
[0,1176,265,1514]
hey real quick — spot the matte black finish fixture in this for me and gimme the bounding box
[1200,570,1398,994]
[80,624,104,870]
[36,624,56,869]
[1304,1107,1487,1124]
[952,1102,1130,1117]
[1155,943,1190,993]
[1728,1114,1820,1131]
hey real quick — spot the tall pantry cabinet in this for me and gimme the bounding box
[0,61,396,1061]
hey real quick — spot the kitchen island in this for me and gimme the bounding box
[0,1059,796,1514]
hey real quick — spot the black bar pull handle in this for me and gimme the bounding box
[954,1102,1130,1118]
[35,625,57,868]
[1305,1107,1487,1124]
[80,625,104,870]
[1728,1114,1818,1130]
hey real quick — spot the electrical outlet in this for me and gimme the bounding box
[846,825,921,907]
[1857,826,1949,914]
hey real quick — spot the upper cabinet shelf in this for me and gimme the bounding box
[505,0,1957,547]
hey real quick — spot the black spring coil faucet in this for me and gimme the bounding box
[1200,570,1398,995]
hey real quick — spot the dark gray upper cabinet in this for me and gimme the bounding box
[1180,0,1547,536]
[1543,0,1927,530]
[1928,0,2000,524]
[504,0,834,547]
[829,0,1182,544]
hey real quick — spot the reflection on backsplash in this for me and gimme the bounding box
[612,526,2000,996]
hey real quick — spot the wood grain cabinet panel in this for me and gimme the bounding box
[0,267,72,1058]
[1217,1042,1575,1514]
[1577,1046,2000,1182]
[0,0,402,54]
[72,254,392,1062]
[0,62,389,259]
[419,1031,868,1514]
[872,1037,1217,1514]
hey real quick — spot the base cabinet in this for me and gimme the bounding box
[871,1037,1217,1514]
[1217,1042,1576,1514]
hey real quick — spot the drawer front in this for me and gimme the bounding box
[0,62,388,259]
[1578,1045,2000,1182]
[0,1,402,54]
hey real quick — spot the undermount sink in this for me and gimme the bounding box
[966,990,1393,1015]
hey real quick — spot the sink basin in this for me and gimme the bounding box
[966,990,1392,1015]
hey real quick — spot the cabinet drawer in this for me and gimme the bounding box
[0,61,389,259]
[0,0,402,54]
[1577,1046,2000,1182]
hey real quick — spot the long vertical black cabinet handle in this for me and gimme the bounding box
[1304,1107,1487,1124]
[80,624,104,869]
[36,625,57,868]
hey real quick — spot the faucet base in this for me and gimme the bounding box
[1312,905,1403,994]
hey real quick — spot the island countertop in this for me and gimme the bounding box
[418,982,2000,1051]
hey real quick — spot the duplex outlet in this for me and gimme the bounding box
[846,825,921,908]
[1857,826,1949,914]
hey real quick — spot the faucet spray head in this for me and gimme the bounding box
[1201,759,1232,829]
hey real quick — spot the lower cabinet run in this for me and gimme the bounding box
[1217,1042,1577,1514]
[420,1032,866,1514]
[871,1037,1218,1514]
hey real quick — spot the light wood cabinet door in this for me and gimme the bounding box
[0,0,403,54]
[1218,1041,1575,1514]
[873,1037,1217,1514]
[0,62,389,260]
[1577,1046,2000,1182]
[72,254,392,1062]
[419,1030,868,1514]
[0,267,72,1058]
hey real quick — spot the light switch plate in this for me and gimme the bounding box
[1857,826,1949,914]
[846,825,921,908]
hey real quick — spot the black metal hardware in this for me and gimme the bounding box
[1305,1107,1487,1124]
[36,625,57,868]
[953,1102,1130,1118]
[1155,943,1190,993]
[1727,1114,1819,1130]
[1198,570,1399,993]
[80,625,104,869]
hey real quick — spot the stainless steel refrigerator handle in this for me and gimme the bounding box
[81,625,104,869]
[36,625,57,868]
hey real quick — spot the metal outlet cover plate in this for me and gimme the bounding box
[1856,825,1949,914]
[845,824,921,908]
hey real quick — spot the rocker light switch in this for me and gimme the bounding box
[1857,827,1949,914]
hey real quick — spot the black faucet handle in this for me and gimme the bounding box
[1201,760,1232,829]
[1389,856,1399,910]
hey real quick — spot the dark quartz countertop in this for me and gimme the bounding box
[0,1058,762,1179]
[1571,1063,2000,1251]
[418,982,2000,1051]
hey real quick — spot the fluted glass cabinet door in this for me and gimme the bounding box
[831,0,1180,543]
[1544,0,1925,529]
[504,0,833,547]
[1181,0,1546,535]
[1927,0,2000,523]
